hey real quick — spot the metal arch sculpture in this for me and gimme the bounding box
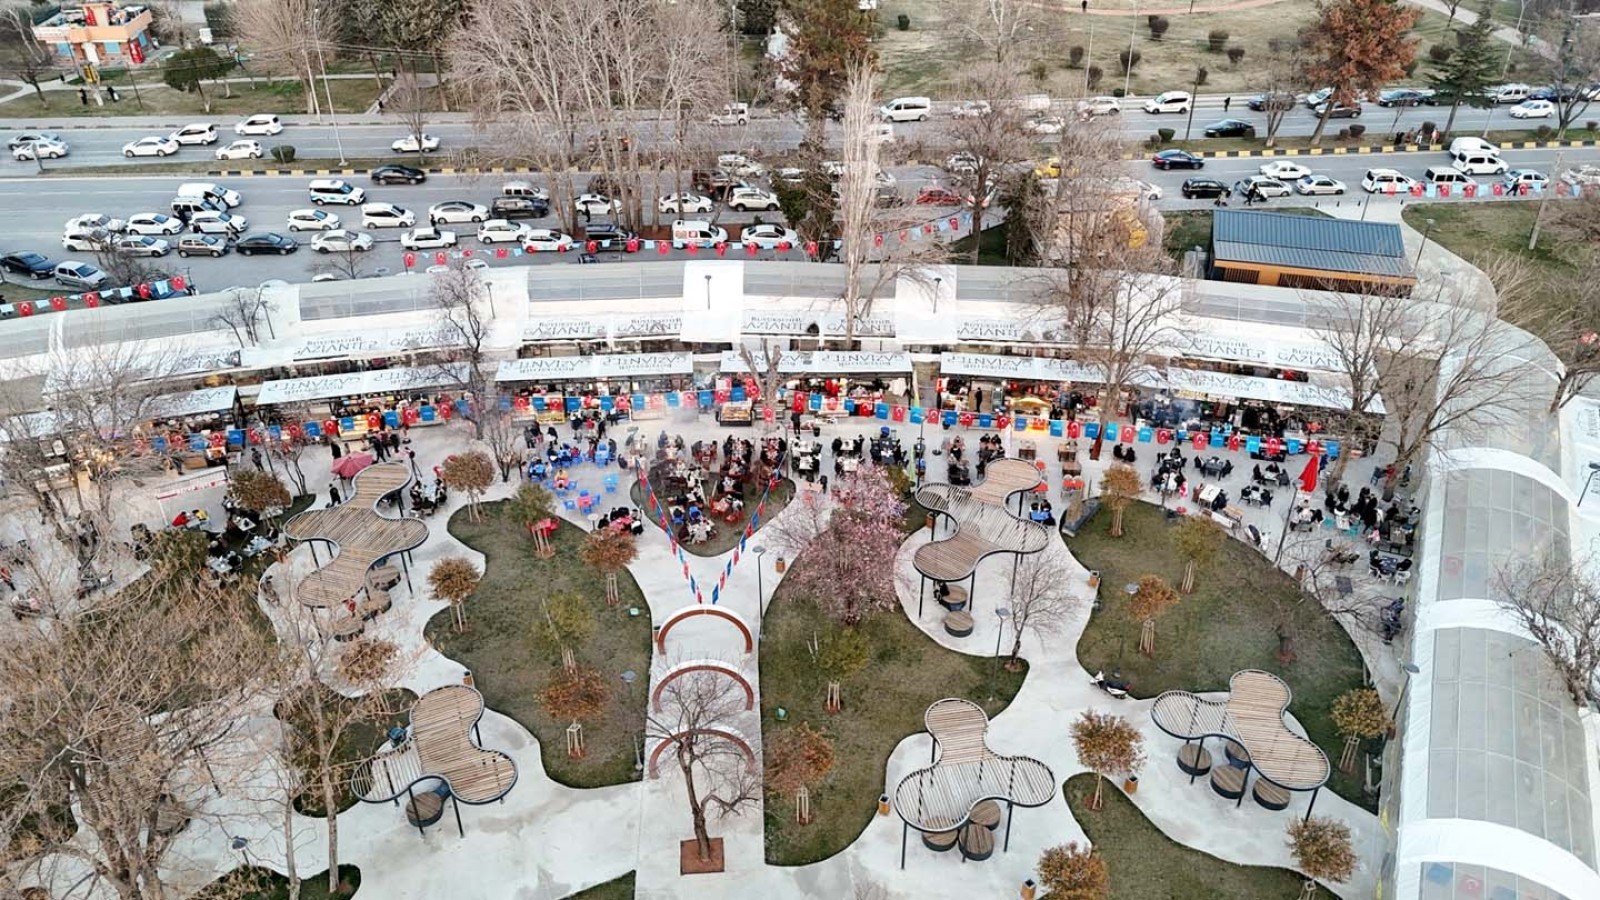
[647,725,758,779]
[654,604,754,655]
[652,659,755,712]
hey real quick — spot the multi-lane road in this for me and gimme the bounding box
[0,145,1589,290]
[0,95,1580,173]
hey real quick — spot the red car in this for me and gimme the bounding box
[915,187,964,206]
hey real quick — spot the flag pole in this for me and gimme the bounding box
[1274,485,1296,565]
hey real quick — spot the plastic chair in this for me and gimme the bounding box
[596,450,611,466]
[563,498,577,511]
[604,474,620,493]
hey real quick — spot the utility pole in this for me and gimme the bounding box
[1123,1,1139,97]
[1528,150,1565,251]
[311,4,347,166]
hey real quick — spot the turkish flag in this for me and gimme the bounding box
[1298,454,1321,494]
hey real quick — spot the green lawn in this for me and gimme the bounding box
[760,590,1028,865]
[197,865,361,900]
[1063,774,1331,899]
[0,78,380,119]
[277,686,417,817]
[630,469,794,557]
[425,505,653,789]
[563,872,635,899]
[1066,503,1370,808]
[1402,200,1592,280]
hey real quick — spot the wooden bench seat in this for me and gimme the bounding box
[1178,743,1212,777]
[922,829,959,852]
[968,799,1001,830]
[1210,764,1246,800]
[958,824,995,861]
[1253,780,1290,811]
[943,610,974,637]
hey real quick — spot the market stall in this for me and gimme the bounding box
[254,365,470,438]
[720,350,915,429]
[494,352,696,425]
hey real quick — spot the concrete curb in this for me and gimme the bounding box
[1123,137,1598,160]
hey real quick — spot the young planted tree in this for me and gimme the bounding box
[428,556,481,633]
[228,468,292,518]
[536,591,596,672]
[538,663,611,758]
[509,483,559,557]
[645,669,762,868]
[764,721,836,825]
[768,463,907,626]
[1287,816,1357,899]
[1427,2,1499,136]
[1129,574,1180,656]
[1300,0,1421,145]
[1330,687,1387,773]
[440,450,495,521]
[814,625,871,711]
[161,47,233,112]
[1174,516,1224,593]
[1005,554,1078,664]
[1099,464,1143,537]
[1036,842,1111,900]
[1071,710,1145,810]
[580,528,638,606]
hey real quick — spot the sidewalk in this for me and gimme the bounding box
[1322,200,1500,312]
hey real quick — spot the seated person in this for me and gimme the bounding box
[1124,447,1136,464]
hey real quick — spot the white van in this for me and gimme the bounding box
[1451,150,1509,175]
[1487,83,1531,104]
[308,179,367,206]
[177,181,241,208]
[879,96,932,123]
[170,196,222,218]
[1423,166,1479,188]
[1447,137,1500,158]
[671,220,729,248]
[1142,91,1192,114]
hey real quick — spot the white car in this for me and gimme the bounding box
[215,140,263,161]
[1560,164,1600,187]
[113,235,171,257]
[1508,99,1555,119]
[521,229,574,252]
[360,203,415,228]
[401,227,458,250]
[312,229,374,252]
[1503,169,1550,190]
[286,209,341,231]
[1024,115,1066,134]
[169,123,218,145]
[476,219,531,243]
[1295,174,1347,195]
[950,100,991,118]
[190,210,249,235]
[821,160,845,179]
[945,152,979,175]
[708,103,750,126]
[1361,168,1418,193]
[1235,175,1292,198]
[13,138,67,161]
[659,192,714,214]
[726,186,780,211]
[66,214,125,233]
[125,213,184,235]
[1076,96,1121,116]
[717,153,766,178]
[235,114,283,136]
[740,223,799,250]
[1258,161,1312,180]
[391,133,441,154]
[123,136,180,158]
[427,200,489,225]
[62,228,110,252]
[573,193,620,216]
[1107,177,1163,200]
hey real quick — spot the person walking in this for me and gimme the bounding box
[78,88,88,106]
[251,447,263,470]
[329,484,342,507]
[1223,96,1231,112]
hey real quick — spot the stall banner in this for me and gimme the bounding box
[1050,420,1065,438]
[1013,415,1028,431]
[1138,426,1153,443]
[562,396,579,412]
[978,414,993,429]
[732,386,747,402]
[683,391,699,407]
[340,416,356,434]
[225,428,244,446]
[1211,430,1225,447]
[632,393,648,411]
[891,405,907,423]
[943,410,958,426]
[1104,423,1119,442]
[188,433,206,450]
[597,395,614,411]
[1326,440,1341,460]
[1288,438,1303,454]
[1247,435,1261,455]
[455,398,471,417]
[844,398,856,414]
[1030,417,1049,432]
[764,406,776,424]
[382,410,399,428]
[153,436,168,452]
[1084,422,1100,440]
[305,421,323,439]
[910,407,925,425]
[874,402,889,420]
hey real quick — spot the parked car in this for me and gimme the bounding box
[400,227,458,250]
[944,152,980,175]
[1529,85,1579,102]
[521,229,574,252]
[7,131,61,151]
[476,220,531,243]
[312,229,374,253]
[1313,101,1362,118]
[169,123,218,145]
[1181,177,1229,199]
[951,100,991,119]
[573,193,621,216]
[1,251,54,278]
[1023,115,1066,134]
[391,133,441,154]
[1503,169,1550,190]
[581,222,635,247]
[53,260,107,290]
[489,195,549,219]
[1361,168,1418,193]
[428,201,489,225]
[361,203,415,228]
[740,223,799,250]
[1076,96,1121,116]
[13,138,67,161]
[176,234,229,257]
[370,164,427,185]
[215,140,262,161]
[708,103,750,126]
[190,210,249,235]
[1143,91,1192,114]
[716,153,766,178]
[65,214,125,233]
[62,228,111,252]
[726,186,780,212]
[235,233,299,255]
[1234,176,1291,198]
[234,114,283,136]
[659,192,714,214]
[286,209,341,231]
[1258,160,1312,180]
[915,186,965,206]
[1203,119,1256,138]
[1151,149,1204,170]
[1560,164,1600,187]
[1246,92,1296,112]
[1303,87,1334,108]
[1377,88,1436,107]
[125,213,184,235]
[113,235,171,257]
[1295,174,1348,195]
[1508,99,1555,119]
[123,136,181,158]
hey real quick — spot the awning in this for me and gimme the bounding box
[1168,333,1348,374]
[495,352,694,383]
[938,352,1165,387]
[256,365,469,405]
[150,386,237,419]
[287,325,463,361]
[1165,367,1383,413]
[741,310,896,338]
[720,350,913,374]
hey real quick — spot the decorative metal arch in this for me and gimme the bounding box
[647,726,758,779]
[652,659,755,712]
[655,604,754,655]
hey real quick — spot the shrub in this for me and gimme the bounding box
[269,145,295,163]
[1348,123,1366,138]
[1069,45,1085,68]
[896,14,909,30]
[1337,127,1350,140]
[1227,46,1245,66]
[1088,65,1104,88]
[1119,48,1141,73]
[1030,60,1050,82]
[1193,66,1208,87]
[1149,15,1169,39]
[1534,124,1553,139]
[1207,29,1229,52]
[1145,134,1162,147]
[1428,44,1454,63]
[1420,120,1437,137]
[1404,60,1419,77]
[1588,120,1598,132]
[1111,86,1125,97]
[1157,127,1175,142]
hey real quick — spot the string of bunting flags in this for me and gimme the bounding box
[634,452,788,606]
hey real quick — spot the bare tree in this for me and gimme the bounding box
[0,4,60,105]
[211,285,273,347]
[644,669,762,865]
[940,63,1033,264]
[309,244,372,282]
[1487,249,1600,412]
[388,68,432,163]
[1252,38,1311,148]
[1304,286,1409,483]
[1531,7,1599,138]
[427,265,520,479]
[1005,554,1078,661]
[1497,553,1600,705]
[936,0,1038,66]
[235,0,328,115]
[740,340,786,433]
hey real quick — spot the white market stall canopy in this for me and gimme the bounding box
[939,353,1165,387]
[523,314,686,343]
[741,310,896,338]
[287,325,464,361]
[494,352,694,383]
[256,365,469,405]
[1167,333,1349,374]
[720,350,913,374]
[1166,367,1383,413]
[150,386,237,419]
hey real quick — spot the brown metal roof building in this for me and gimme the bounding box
[1209,210,1417,294]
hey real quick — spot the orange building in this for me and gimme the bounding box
[31,2,156,69]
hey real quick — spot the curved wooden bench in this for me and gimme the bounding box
[958,824,995,861]
[944,610,974,637]
[922,829,959,852]
[1223,738,1252,769]
[359,589,391,620]
[939,585,969,610]
[969,799,1001,831]
[368,564,401,590]
[1178,744,1212,777]
[1253,780,1290,811]
[329,614,364,642]
[1210,764,1246,800]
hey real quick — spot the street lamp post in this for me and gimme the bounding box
[1389,662,1422,729]
[1577,461,1600,507]
[988,607,1012,700]
[1414,218,1436,267]
[753,545,768,638]
[1124,1,1139,97]
[229,835,254,868]
[704,273,712,310]
[932,276,942,314]
[311,5,348,167]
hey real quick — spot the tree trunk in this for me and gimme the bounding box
[1091,773,1105,810]
[680,748,712,860]
[284,790,301,900]
[321,773,340,894]
[366,49,386,92]
[1308,103,1335,146]
[1110,505,1124,537]
[29,78,45,103]
[1443,97,1463,139]
[195,79,210,114]
[453,601,466,632]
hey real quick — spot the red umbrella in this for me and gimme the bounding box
[331,452,375,479]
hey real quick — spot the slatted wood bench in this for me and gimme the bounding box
[1253,780,1290,811]
[359,589,391,620]
[922,829,959,852]
[368,564,401,590]
[969,799,1001,831]
[939,584,969,610]
[329,613,364,642]
[958,824,995,861]
[1178,744,1212,777]
[1210,764,1246,800]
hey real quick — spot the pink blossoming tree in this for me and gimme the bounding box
[770,463,908,626]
